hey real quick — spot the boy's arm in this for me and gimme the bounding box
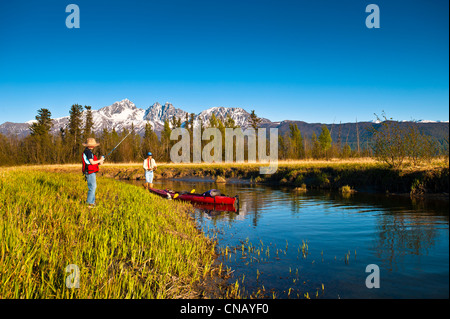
[89,155,105,165]
[90,158,104,165]
[84,152,103,165]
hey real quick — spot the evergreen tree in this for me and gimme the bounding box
[318,125,332,159]
[118,128,131,162]
[28,108,53,164]
[142,121,160,160]
[225,114,236,128]
[311,132,321,159]
[0,133,14,166]
[130,123,141,162]
[342,143,352,159]
[109,128,119,162]
[209,113,218,128]
[248,110,262,160]
[98,127,110,159]
[170,116,182,129]
[161,119,172,161]
[218,119,226,161]
[278,133,289,160]
[249,110,261,130]
[83,105,94,140]
[68,104,84,161]
[189,113,195,130]
[30,108,53,137]
[198,116,205,152]
[188,113,196,158]
[288,123,304,159]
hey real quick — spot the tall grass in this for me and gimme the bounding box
[12,158,447,195]
[0,169,217,298]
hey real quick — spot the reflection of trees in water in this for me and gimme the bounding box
[330,191,448,272]
[373,213,440,271]
[221,185,269,227]
[142,179,448,268]
[190,181,448,225]
[322,191,448,272]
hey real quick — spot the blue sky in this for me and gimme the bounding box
[0,0,448,124]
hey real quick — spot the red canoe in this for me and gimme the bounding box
[147,187,239,207]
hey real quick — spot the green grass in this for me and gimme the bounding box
[0,169,218,298]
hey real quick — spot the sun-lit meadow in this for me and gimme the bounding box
[0,167,222,298]
[0,157,448,299]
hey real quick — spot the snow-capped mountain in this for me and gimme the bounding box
[143,102,188,129]
[0,121,31,137]
[415,120,449,124]
[0,99,271,137]
[195,106,270,128]
[48,99,147,136]
[1,99,448,147]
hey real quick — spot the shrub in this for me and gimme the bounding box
[340,185,356,194]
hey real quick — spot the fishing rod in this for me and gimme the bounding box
[103,131,132,159]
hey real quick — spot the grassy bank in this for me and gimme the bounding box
[0,168,224,298]
[28,158,448,196]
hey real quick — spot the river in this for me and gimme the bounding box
[126,178,449,299]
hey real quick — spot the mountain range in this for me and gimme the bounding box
[0,99,270,138]
[0,99,448,149]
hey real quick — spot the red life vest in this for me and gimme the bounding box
[82,154,99,174]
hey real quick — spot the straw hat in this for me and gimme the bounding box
[82,138,100,147]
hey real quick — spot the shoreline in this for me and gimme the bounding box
[11,160,448,199]
[103,161,449,199]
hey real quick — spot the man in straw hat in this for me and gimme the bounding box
[82,138,105,208]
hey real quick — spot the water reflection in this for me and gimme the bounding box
[124,178,449,298]
[144,180,448,261]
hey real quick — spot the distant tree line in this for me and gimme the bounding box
[0,106,448,167]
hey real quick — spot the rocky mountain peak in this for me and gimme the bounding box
[1,99,270,137]
[100,99,137,117]
[143,102,187,124]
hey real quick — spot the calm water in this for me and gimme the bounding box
[128,179,449,299]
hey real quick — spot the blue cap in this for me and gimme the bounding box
[147,152,152,156]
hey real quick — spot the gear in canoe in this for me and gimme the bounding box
[145,186,239,209]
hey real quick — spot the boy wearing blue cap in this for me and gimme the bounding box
[143,152,157,186]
